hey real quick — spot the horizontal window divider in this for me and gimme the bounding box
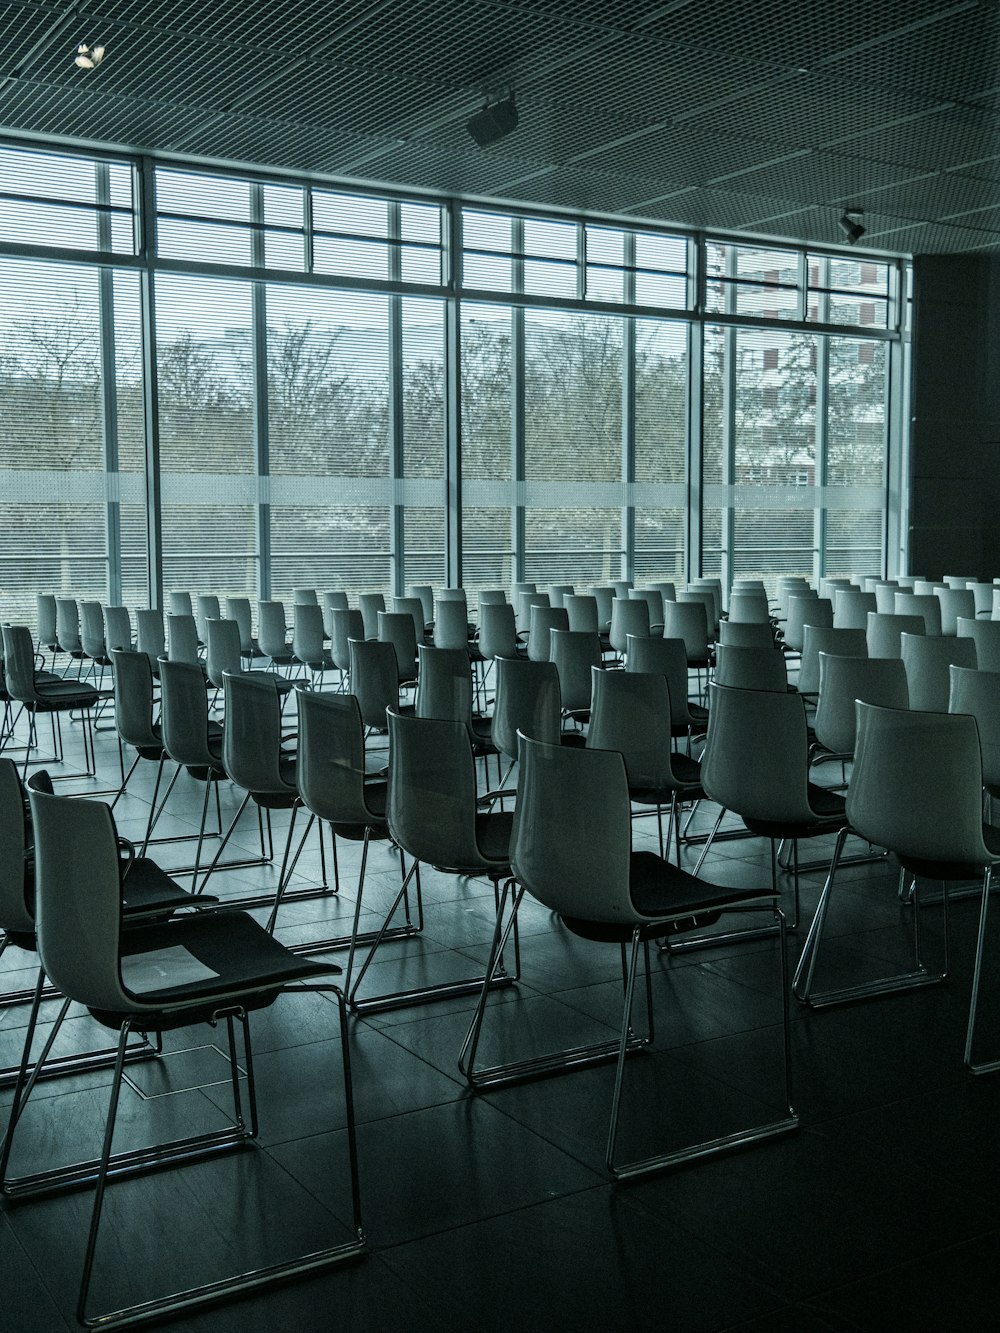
[149,254,450,297]
[703,483,885,508]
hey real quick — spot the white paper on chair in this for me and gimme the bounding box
[121,946,221,994]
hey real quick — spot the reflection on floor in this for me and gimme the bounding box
[4,689,1000,1332]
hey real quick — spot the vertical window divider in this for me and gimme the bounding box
[138,156,163,610]
[622,232,636,582]
[96,162,121,605]
[813,257,830,584]
[511,218,526,583]
[445,201,463,588]
[388,201,405,596]
[251,182,270,601]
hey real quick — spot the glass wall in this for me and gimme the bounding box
[0,141,906,625]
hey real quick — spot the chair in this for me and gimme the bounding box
[550,628,601,725]
[821,577,854,602]
[257,600,297,673]
[479,601,520,663]
[894,592,942,636]
[434,597,474,651]
[689,578,723,627]
[511,582,537,599]
[1,625,101,780]
[793,703,999,1062]
[515,591,549,635]
[322,590,350,641]
[408,584,435,631]
[292,602,335,685]
[713,644,787,692]
[866,612,926,659]
[103,606,133,654]
[628,588,664,630]
[564,594,600,635]
[625,635,709,742]
[358,593,385,642]
[783,596,833,654]
[913,579,946,596]
[109,647,168,823]
[194,593,220,645]
[490,656,578,794]
[677,588,718,636]
[696,682,848,925]
[718,620,774,650]
[80,601,113,683]
[348,708,517,1015]
[167,590,193,616]
[797,625,868,697]
[943,575,974,589]
[166,612,201,667]
[588,586,615,634]
[377,610,419,686]
[135,607,166,675]
[874,582,902,614]
[36,594,59,659]
[949,665,1000,813]
[727,591,771,625]
[662,601,711,669]
[647,581,677,604]
[900,632,976,712]
[547,584,574,608]
[293,586,318,605]
[957,617,1000,672]
[526,605,569,662]
[588,667,705,862]
[458,734,796,1177]
[393,596,427,644]
[205,616,244,691]
[477,589,507,608]
[349,637,412,735]
[608,597,653,658]
[967,582,994,619]
[833,589,876,631]
[415,643,497,771]
[5,778,363,1327]
[812,653,908,762]
[936,588,975,636]
[611,580,633,599]
[55,597,86,675]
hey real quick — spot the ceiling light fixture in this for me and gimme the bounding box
[466,93,519,148]
[838,208,866,245]
[74,42,105,71]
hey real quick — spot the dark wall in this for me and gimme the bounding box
[909,255,1000,579]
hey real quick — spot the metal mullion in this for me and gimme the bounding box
[687,235,705,585]
[622,232,636,582]
[812,258,830,582]
[389,202,405,597]
[511,219,526,583]
[138,157,162,610]
[251,184,270,601]
[445,202,462,588]
[96,163,121,606]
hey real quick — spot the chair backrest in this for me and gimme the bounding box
[515,591,549,634]
[718,620,774,649]
[111,648,160,750]
[901,632,977,712]
[491,656,562,760]
[783,595,833,652]
[222,671,290,795]
[936,587,975,636]
[564,594,600,634]
[677,588,718,634]
[624,635,698,728]
[55,597,81,654]
[331,608,365,672]
[36,594,58,650]
[205,617,243,689]
[511,582,536,598]
[821,577,854,602]
[611,580,633,599]
[195,594,221,644]
[913,580,946,596]
[478,589,507,607]
[833,589,877,631]
[609,597,650,656]
[1,625,40,702]
[349,637,400,730]
[408,584,434,629]
[434,598,471,651]
[874,582,901,614]
[386,709,497,871]
[587,668,675,790]
[848,702,991,866]
[80,601,107,660]
[158,658,218,768]
[949,665,1000,792]
[168,591,193,617]
[322,591,350,639]
[894,592,942,636]
[358,593,386,641]
[437,587,468,605]
[776,580,813,621]
[943,575,973,589]
[550,629,601,715]
[527,605,570,662]
[225,597,256,655]
[393,596,426,644]
[689,579,722,626]
[628,588,664,628]
[547,585,574,608]
[28,779,127,1013]
[727,591,771,625]
[478,602,518,660]
[135,607,165,669]
[648,581,677,604]
[813,653,907,756]
[257,600,291,660]
[292,602,328,668]
[866,612,925,660]
[662,601,709,662]
[0,758,33,934]
[295,688,378,826]
[512,735,633,923]
[166,613,200,666]
[700,682,815,824]
[587,586,615,632]
[713,644,787,692]
[957,617,1000,672]
[378,610,418,681]
[415,644,473,723]
[798,625,868,696]
[293,587,318,605]
[967,582,993,618]
[104,605,133,653]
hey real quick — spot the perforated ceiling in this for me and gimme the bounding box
[0,0,997,254]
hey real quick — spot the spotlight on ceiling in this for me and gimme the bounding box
[838,209,866,245]
[74,42,105,70]
[466,94,519,147]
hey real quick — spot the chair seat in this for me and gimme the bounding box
[563,850,775,943]
[898,822,1000,880]
[743,784,847,841]
[33,680,101,709]
[121,858,219,915]
[100,911,341,1023]
[473,810,515,866]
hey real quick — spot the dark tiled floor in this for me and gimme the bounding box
[4,694,1000,1331]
